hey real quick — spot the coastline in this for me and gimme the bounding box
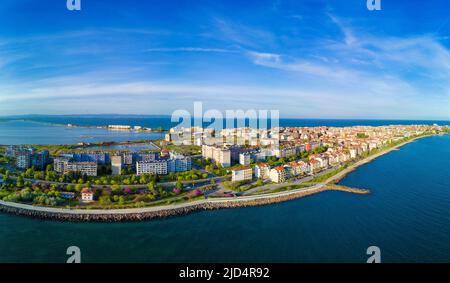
[11,119,168,133]
[0,133,441,222]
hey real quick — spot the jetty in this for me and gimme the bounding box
[325,184,370,195]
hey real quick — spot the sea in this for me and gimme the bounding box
[0,115,449,262]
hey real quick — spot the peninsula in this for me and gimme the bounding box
[0,124,448,221]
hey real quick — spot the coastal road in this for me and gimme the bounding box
[0,172,229,190]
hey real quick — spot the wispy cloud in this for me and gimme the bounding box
[213,18,277,49]
[328,13,357,46]
[146,47,237,53]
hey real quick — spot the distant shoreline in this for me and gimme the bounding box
[0,133,443,222]
[8,119,168,133]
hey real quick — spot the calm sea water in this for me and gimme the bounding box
[8,115,450,129]
[0,134,449,263]
[0,120,165,145]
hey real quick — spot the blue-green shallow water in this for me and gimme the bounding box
[0,135,449,263]
[0,120,165,145]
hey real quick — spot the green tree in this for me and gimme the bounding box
[16,176,24,188]
[99,195,111,206]
[111,184,121,194]
[75,184,83,192]
[147,181,156,192]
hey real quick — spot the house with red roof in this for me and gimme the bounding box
[269,166,286,183]
[81,188,94,202]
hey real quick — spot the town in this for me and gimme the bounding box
[0,124,448,208]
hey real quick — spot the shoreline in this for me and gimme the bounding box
[0,184,362,222]
[0,133,442,222]
[10,119,168,133]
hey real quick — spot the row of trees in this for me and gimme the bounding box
[0,182,68,207]
[16,163,208,186]
[195,158,228,176]
[265,145,329,167]
[0,175,188,208]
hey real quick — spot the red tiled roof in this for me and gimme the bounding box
[274,166,285,172]
[231,166,251,172]
[81,188,93,194]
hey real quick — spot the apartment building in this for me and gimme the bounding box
[239,152,251,166]
[53,157,98,176]
[15,148,49,170]
[136,160,168,175]
[168,152,192,172]
[269,166,286,183]
[231,166,253,182]
[202,145,231,167]
[62,152,110,165]
[65,162,98,176]
[254,163,270,179]
[111,155,123,176]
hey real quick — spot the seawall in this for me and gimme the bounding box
[0,185,332,222]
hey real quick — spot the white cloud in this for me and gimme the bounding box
[242,14,450,119]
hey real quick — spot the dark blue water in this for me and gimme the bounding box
[3,115,450,130]
[0,135,449,263]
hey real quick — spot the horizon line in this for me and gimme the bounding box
[0,114,450,122]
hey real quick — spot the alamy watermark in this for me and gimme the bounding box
[67,0,81,11]
[171,102,280,149]
[366,246,381,263]
[367,0,381,11]
[66,246,81,263]
[66,0,381,12]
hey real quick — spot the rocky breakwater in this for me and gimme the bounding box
[0,185,331,222]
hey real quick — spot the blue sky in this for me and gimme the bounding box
[1,0,450,119]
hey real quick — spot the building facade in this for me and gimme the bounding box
[136,160,168,175]
[111,155,123,176]
[254,163,270,179]
[269,166,286,183]
[231,166,253,182]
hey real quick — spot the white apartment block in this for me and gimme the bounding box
[202,145,231,167]
[239,153,251,166]
[136,160,168,175]
[65,162,98,176]
[111,155,123,176]
[269,167,286,183]
[254,163,270,179]
[231,166,253,182]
